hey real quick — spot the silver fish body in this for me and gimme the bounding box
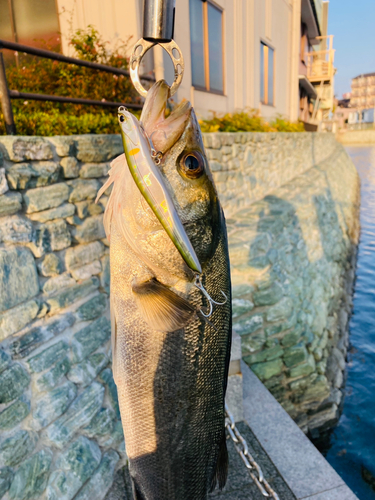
[98,81,232,499]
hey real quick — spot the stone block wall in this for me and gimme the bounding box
[0,132,360,498]
[203,133,360,436]
[203,132,339,217]
[0,135,124,500]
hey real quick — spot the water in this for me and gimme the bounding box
[323,146,375,499]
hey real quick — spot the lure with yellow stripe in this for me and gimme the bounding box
[117,106,202,274]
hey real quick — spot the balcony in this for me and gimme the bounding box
[305,36,335,83]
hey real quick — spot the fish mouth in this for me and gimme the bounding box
[140,80,191,153]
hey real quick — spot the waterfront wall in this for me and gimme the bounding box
[337,129,375,145]
[203,132,340,218]
[203,132,360,435]
[0,135,123,500]
[0,132,359,498]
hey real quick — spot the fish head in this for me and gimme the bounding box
[141,81,221,272]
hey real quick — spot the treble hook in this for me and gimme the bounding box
[194,274,227,318]
[139,124,164,165]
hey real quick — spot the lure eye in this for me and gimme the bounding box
[179,152,205,179]
[119,115,125,123]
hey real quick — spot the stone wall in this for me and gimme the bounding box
[203,132,339,217]
[337,129,375,145]
[203,132,360,436]
[0,132,360,499]
[0,135,124,500]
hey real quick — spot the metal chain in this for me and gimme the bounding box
[225,404,280,500]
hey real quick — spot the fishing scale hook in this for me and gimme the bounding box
[194,274,228,318]
[130,0,184,98]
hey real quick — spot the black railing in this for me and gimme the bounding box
[0,39,155,135]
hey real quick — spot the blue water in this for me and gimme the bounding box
[323,146,375,499]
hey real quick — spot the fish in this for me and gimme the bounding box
[96,80,232,500]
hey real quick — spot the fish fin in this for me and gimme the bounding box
[210,429,229,492]
[132,278,195,332]
[95,153,125,203]
[110,293,118,385]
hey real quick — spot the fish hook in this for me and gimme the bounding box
[194,274,228,318]
[140,125,164,165]
[149,131,167,165]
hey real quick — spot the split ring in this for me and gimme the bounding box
[130,38,185,98]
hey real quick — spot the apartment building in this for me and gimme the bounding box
[0,0,331,125]
[350,73,375,109]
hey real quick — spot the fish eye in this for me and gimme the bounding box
[179,152,204,179]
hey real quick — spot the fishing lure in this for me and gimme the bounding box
[118,106,202,275]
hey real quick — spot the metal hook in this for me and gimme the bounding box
[194,274,228,318]
[139,124,164,165]
[130,38,184,98]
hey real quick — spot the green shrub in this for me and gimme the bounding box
[271,116,305,132]
[199,109,304,133]
[2,25,142,121]
[0,109,123,135]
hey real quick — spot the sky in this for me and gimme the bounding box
[328,0,375,98]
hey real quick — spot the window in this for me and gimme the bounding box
[189,0,224,94]
[260,42,275,106]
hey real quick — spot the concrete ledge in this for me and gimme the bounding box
[301,485,359,500]
[337,129,375,145]
[226,332,244,423]
[242,361,358,500]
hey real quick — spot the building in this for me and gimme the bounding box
[350,72,375,110]
[333,75,375,132]
[299,0,335,126]
[0,0,333,126]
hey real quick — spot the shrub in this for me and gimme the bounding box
[0,110,123,136]
[3,25,142,120]
[199,109,304,133]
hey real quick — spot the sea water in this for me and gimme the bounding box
[324,146,375,499]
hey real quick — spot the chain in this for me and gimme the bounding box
[225,404,280,500]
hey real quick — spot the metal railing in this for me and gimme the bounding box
[0,39,156,135]
[305,35,335,83]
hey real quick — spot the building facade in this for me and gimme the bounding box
[0,0,332,124]
[350,72,375,110]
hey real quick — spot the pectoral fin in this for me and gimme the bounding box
[132,279,195,332]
